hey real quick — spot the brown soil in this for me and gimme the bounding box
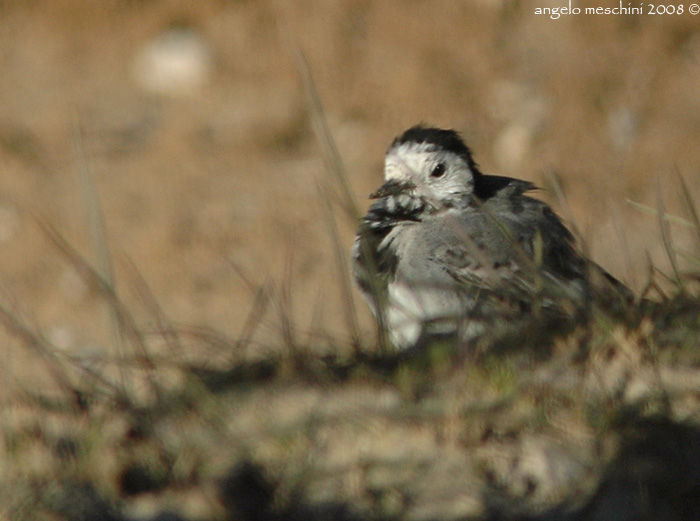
[1,1,699,351]
[1,2,700,520]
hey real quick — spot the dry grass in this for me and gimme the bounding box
[2,1,700,520]
[2,267,700,520]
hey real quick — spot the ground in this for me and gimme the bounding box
[1,1,700,520]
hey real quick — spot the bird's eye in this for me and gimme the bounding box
[430,162,446,178]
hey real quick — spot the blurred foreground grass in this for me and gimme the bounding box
[2,2,700,519]
[1,191,700,521]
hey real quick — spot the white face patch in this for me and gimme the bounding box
[384,142,435,183]
[384,141,475,203]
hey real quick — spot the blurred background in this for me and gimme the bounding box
[1,0,699,355]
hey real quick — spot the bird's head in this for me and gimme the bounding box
[371,125,482,208]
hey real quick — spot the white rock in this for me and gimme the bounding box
[132,27,212,96]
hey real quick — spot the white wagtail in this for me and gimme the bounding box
[352,125,630,350]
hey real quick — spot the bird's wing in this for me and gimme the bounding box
[425,202,589,312]
[475,175,537,201]
[479,177,633,304]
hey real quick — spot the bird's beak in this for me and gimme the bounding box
[369,179,416,199]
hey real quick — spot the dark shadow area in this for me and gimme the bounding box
[485,417,700,521]
[187,351,406,394]
[218,461,378,521]
[579,417,700,521]
[188,359,281,393]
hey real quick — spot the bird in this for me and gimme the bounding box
[352,125,631,351]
